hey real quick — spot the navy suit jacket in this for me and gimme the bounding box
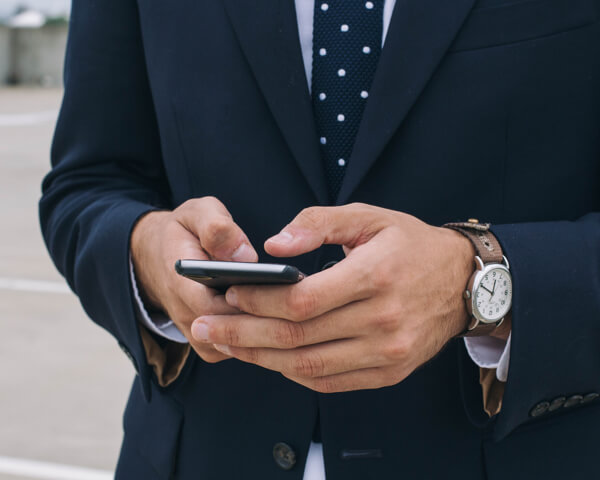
[40,0,600,478]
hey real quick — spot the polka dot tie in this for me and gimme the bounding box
[311,0,383,201]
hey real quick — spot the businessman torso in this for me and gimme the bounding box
[49,0,600,478]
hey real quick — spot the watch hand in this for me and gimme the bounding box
[491,280,497,296]
[480,285,493,295]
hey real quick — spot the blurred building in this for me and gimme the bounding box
[0,8,68,87]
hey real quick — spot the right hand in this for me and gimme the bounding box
[131,197,258,362]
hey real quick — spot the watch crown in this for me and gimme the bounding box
[463,290,471,299]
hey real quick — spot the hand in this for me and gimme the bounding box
[190,203,477,392]
[131,197,258,362]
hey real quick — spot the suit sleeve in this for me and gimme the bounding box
[462,215,600,440]
[39,0,169,399]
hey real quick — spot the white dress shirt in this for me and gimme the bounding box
[133,1,511,478]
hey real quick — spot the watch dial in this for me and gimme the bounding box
[474,267,513,322]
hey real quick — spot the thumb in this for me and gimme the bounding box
[264,204,386,257]
[178,197,258,262]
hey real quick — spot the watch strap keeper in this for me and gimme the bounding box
[442,220,504,264]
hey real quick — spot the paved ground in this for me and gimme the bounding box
[0,88,133,479]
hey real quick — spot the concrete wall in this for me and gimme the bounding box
[0,25,10,84]
[0,23,68,86]
[11,24,68,86]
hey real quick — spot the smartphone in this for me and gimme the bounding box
[175,259,305,289]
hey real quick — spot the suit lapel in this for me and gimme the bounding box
[337,0,477,204]
[222,0,330,205]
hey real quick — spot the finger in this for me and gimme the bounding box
[264,204,388,257]
[226,247,374,321]
[214,338,384,378]
[192,344,231,363]
[177,197,258,261]
[169,294,237,337]
[163,223,241,315]
[168,297,234,363]
[176,275,240,317]
[283,366,401,394]
[193,298,383,348]
[192,314,309,348]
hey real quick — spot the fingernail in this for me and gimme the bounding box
[231,243,255,262]
[268,231,294,245]
[226,289,238,307]
[191,321,210,342]
[214,344,231,355]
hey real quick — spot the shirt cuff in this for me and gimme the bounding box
[464,332,511,382]
[129,258,188,344]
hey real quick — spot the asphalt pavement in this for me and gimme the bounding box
[0,88,133,479]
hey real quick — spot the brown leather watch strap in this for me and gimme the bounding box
[442,219,508,337]
[462,323,497,337]
[443,220,503,264]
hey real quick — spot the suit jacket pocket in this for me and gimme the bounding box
[450,0,598,52]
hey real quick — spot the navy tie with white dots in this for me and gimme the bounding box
[311,0,383,202]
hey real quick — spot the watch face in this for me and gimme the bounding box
[473,266,513,323]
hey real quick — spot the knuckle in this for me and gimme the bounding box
[240,347,259,364]
[285,288,318,321]
[344,202,376,217]
[222,322,240,346]
[238,290,259,315]
[292,352,325,378]
[383,335,413,362]
[179,198,196,211]
[274,322,305,348]
[370,307,399,333]
[203,217,234,247]
[345,202,367,211]
[297,207,325,229]
[313,377,337,394]
[370,261,394,291]
[200,195,224,209]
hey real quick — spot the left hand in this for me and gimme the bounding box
[190,204,491,393]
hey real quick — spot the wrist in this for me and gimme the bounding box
[131,210,171,311]
[440,227,476,337]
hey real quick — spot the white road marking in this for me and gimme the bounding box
[0,277,71,294]
[0,110,58,126]
[0,456,112,480]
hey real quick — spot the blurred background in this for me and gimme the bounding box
[1,1,134,479]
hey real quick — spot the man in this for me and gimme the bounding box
[40,0,600,478]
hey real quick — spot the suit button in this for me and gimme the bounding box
[548,396,566,412]
[273,442,296,470]
[564,395,584,408]
[582,393,599,404]
[321,261,338,271]
[530,401,549,418]
[118,342,138,374]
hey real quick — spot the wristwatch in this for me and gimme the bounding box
[443,219,513,337]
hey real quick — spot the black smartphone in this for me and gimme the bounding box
[175,259,305,289]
